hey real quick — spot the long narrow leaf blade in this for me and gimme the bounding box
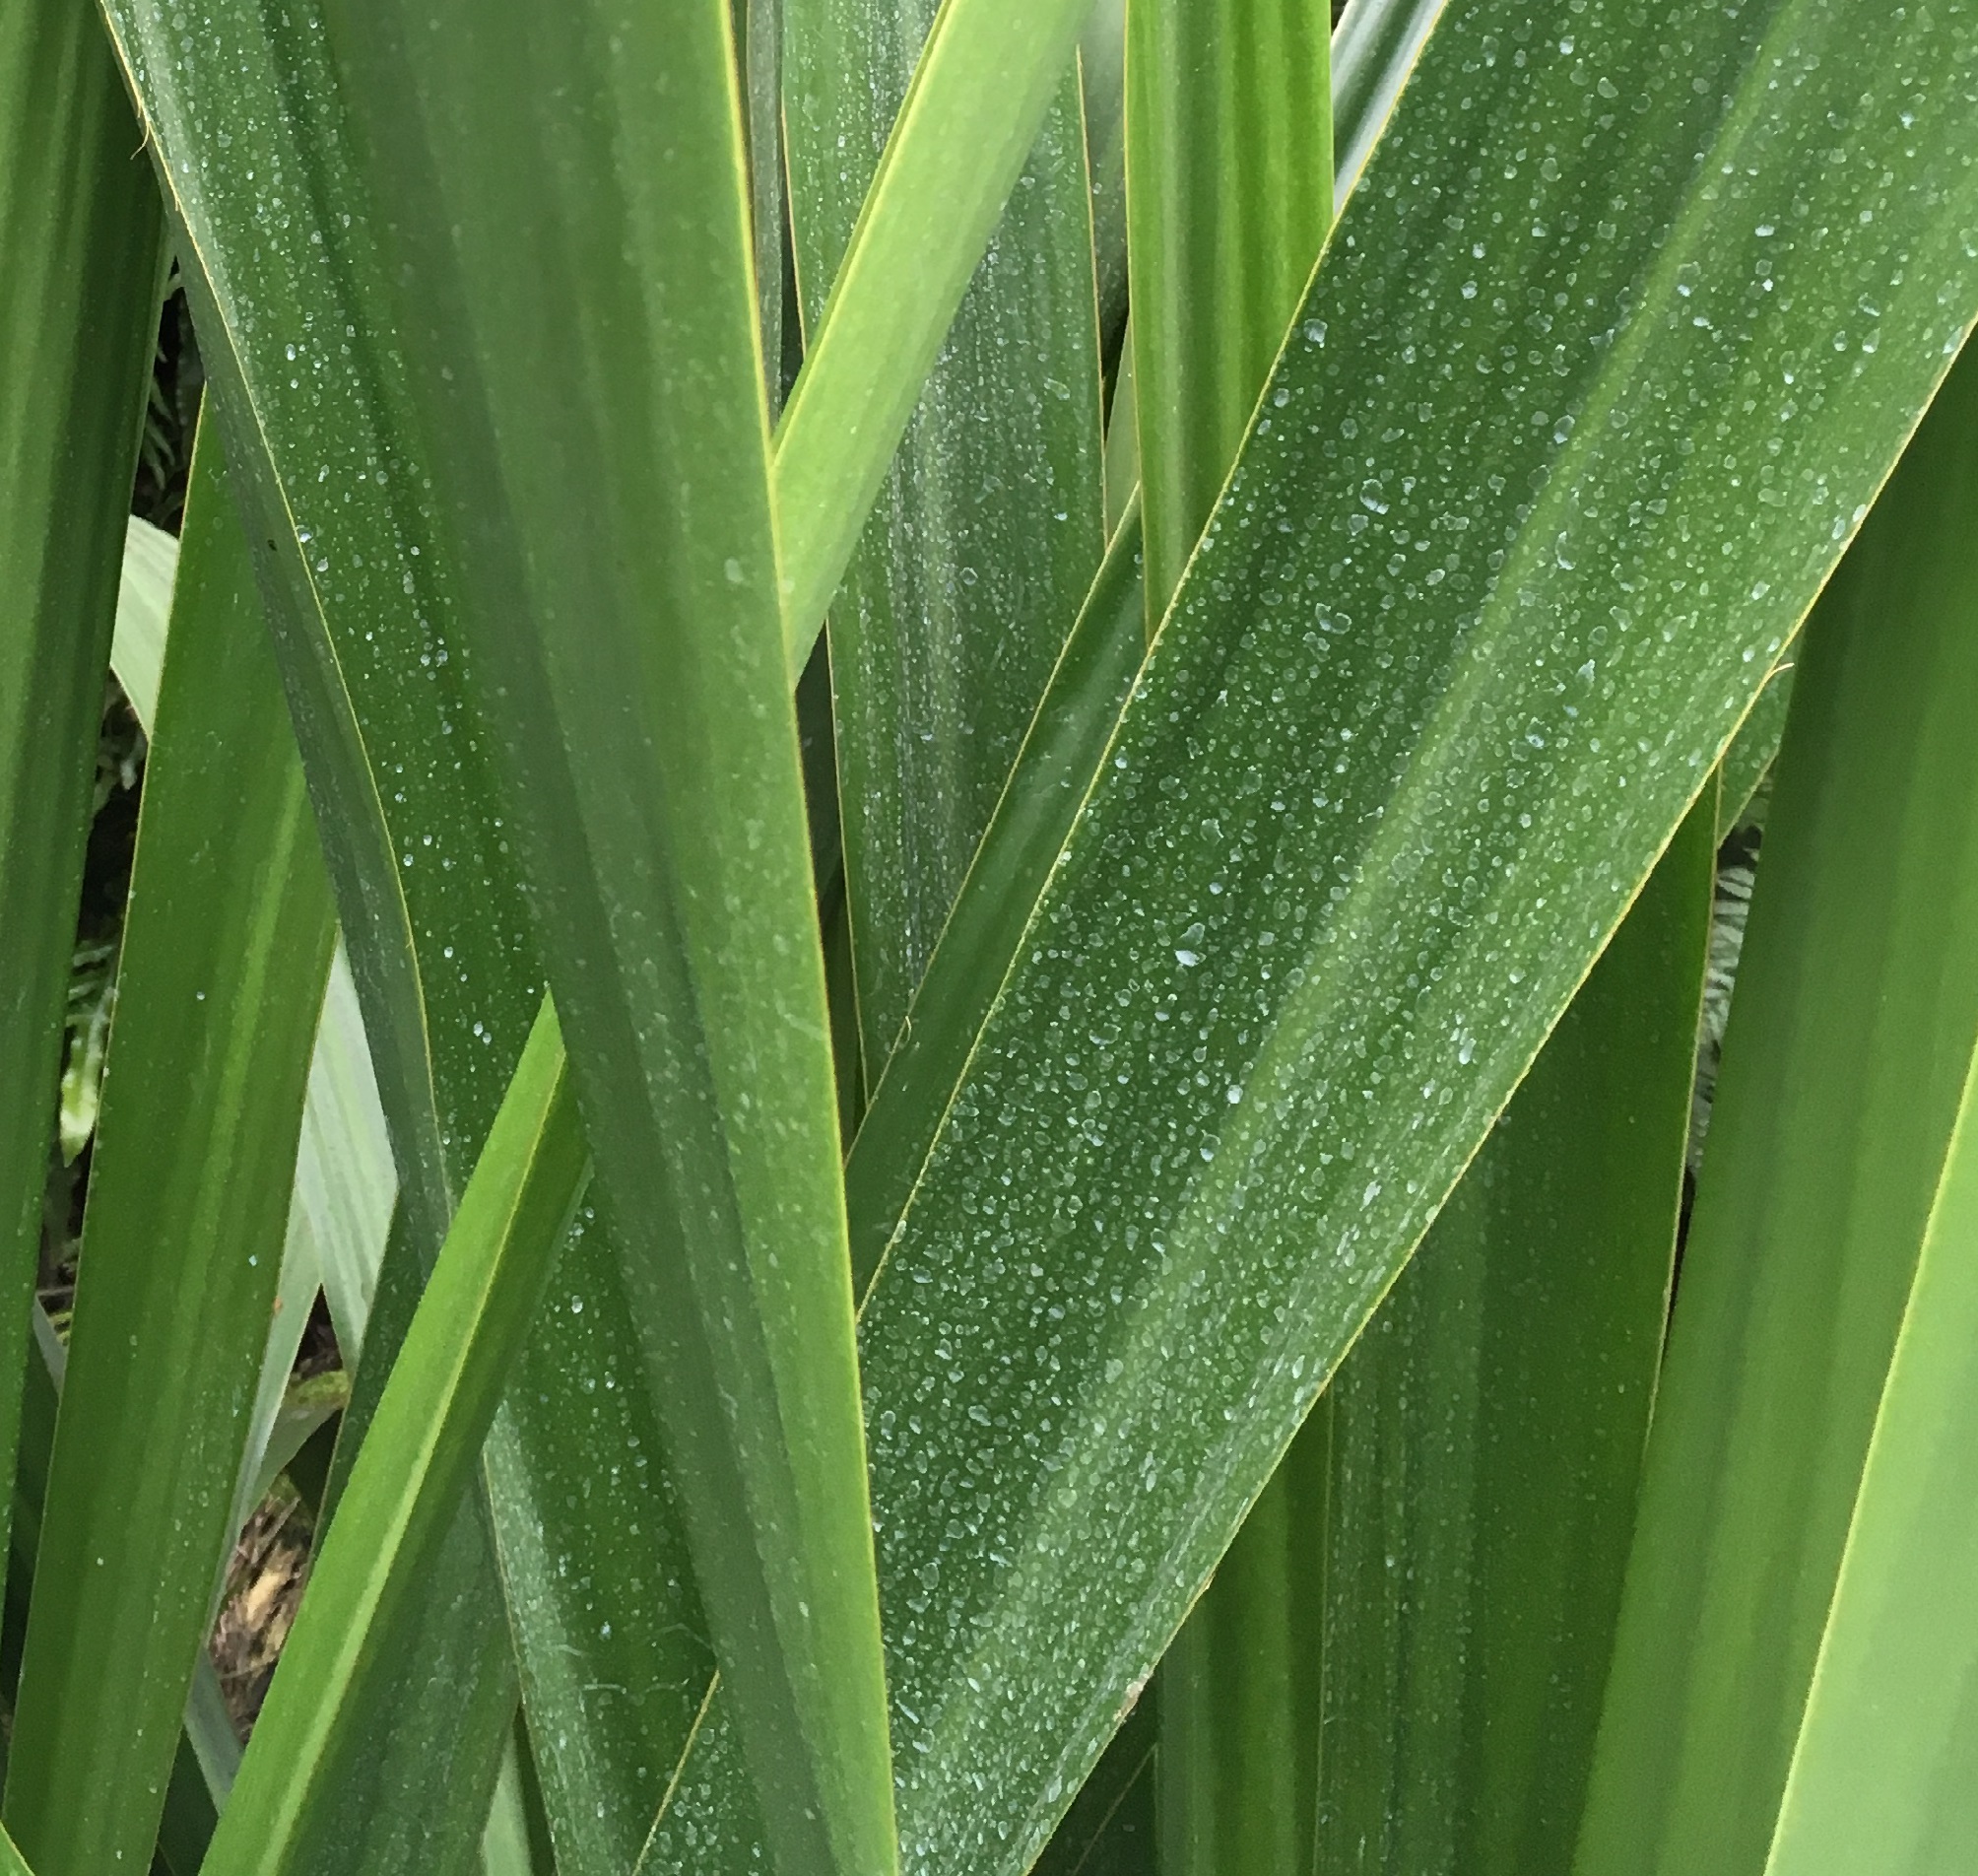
[313,6,898,1873]
[100,4,713,1860]
[774,0,1096,659]
[784,0,1104,1069]
[1761,1046,1978,1876]
[654,4,1978,1868]
[1317,791,1713,1874]
[1573,302,1978,1876]
[203,1000,586,1876]
[0,0,161,1586]
[3,423,337,1876]
[1126,0,1332,623]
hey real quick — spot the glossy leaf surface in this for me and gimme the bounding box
[1575,319,1978,1876]
[1126,0,1332,622]
[0,0,160,1586]
[312,4,896,1872]
[204,999,586,1876]
[774,0,1096,658]
[654,4,1978,1869]
[785,0,1103,1067]
[1317,792,1712,1875]
[4,426,336,1876]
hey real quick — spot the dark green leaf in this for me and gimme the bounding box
[0,0,161,1593]
[311,5,898,1872]
[1317,791,1712,1875]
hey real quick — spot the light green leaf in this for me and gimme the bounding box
[112,513,178,728]
[655,3,1978,1868]
[785,0,1104,1068]
[1573,304,1978,1876]
[1317,790,1713,1875]
[774,0,1097,662]
[1126,0,1332,624]
[202,999,587,1876]
[1761,1045,1978,1876]
[3,422,336,1876]
[311,4,897,1873]
[0,0,161,1592]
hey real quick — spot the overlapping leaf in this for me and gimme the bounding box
[1317,794,1711,1874]
[650,3,1978,1869]
[1575,314,1978,1876]
[0,0,160,1585]
[785,0,1103,1069]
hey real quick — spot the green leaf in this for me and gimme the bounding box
[1156,1413,1328,1876]
[2,422,336,1876]
[1573,307,1978,1876]
[774,0,1096,663]
[101,4,708,1862]
[1120,3,1334,1848]
[1716,657,1796,840]
[290,947,396,1370]
[202,999,587,1876]
[843,502,1147,1289]
[784,0,1104,1068]
[654,3,1978,1867]
[1316,790,1713,1875]
[1760,1046,1978,1876]
[0,0,161,1591]
[1032,1699,1156,1876]
[1330,0,1447,208]
[1126,0,1332,623]
[206,1005,577,1876]
[310,5,897,1873]
[112,513,178,728]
